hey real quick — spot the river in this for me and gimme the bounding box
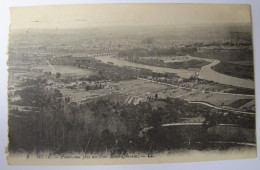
[95,56,196,78]
[198,59,255,89]
[96,56,255,89]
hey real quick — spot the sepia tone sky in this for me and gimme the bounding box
[10,3,251,30]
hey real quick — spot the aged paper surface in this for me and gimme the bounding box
[7,3,256,165]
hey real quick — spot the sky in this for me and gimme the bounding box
[10,3,252,30]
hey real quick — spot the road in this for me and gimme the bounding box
[139,123,240,134]
[137,78,255,115]
[188,101,255,115]
[137,77,254,98]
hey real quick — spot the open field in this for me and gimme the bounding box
[136,78,255,111]
[133,55,210,69]
[139,55,196,63]
[239,100,255,110]
[229,99,253,108]
[183,92,254,106]
[59,78,255,112]
[111,79,169,96]
[57,79,169,103]
[212,62,254,80]
[33,65,96,76]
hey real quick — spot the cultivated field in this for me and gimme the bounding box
[58,79,169,103]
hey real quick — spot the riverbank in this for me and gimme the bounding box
[198,59,255,89]
[95,55,255,89]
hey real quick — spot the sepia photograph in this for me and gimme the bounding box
[6,3,256,165]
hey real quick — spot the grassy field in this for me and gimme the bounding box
[129,57,209,69]
[212,62,254,80]
[229,99,253,108]
[166,59,210,69]
[184,92,254,106]
[159,87,254,108]
[34,65,96,76]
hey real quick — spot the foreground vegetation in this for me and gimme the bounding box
[9,84,255,154]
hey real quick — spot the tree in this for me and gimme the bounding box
[101,129,115,151]
[147,111,162,129]
[56,72,61,78]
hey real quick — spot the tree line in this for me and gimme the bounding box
[118,47,197,58]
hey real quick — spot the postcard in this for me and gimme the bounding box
[7,3,256,165]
